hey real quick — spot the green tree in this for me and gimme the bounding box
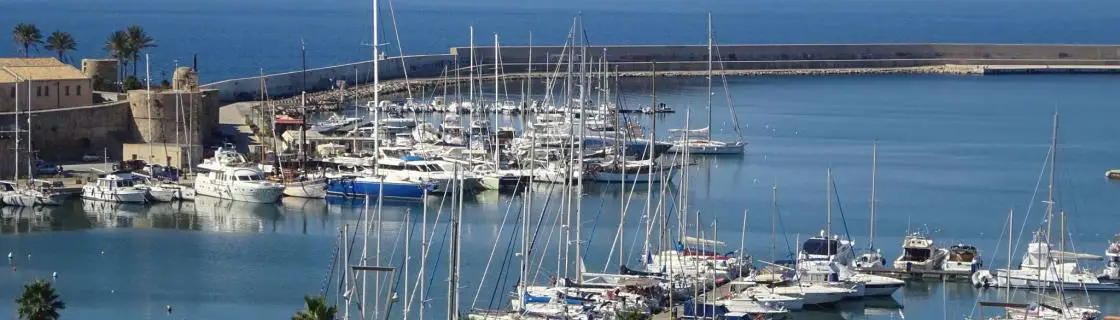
[15,279,66,320]
[44,31,76,63]
[104,30,130,90]
[125,25,156,78]
[291,295,336,320]
[11,23,44,57]
[122,76,141,91]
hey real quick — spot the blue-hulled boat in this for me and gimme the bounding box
[325,175,436,200]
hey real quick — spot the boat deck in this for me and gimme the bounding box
[855,266,972,281]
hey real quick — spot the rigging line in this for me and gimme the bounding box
[607,160,647,272]
[773,202,795,259]
[470,187,527,308]
[385,210,420,319]
[711,36,745,143]
[422,217,451,303]
[527,180,560,284]
[829,173,854,247]
[485,203,525,310]
[580,192,609,266]
[384,0,413,98]
[405,190,453,308]
[531,185,566,284]
[1010,143,1053,276]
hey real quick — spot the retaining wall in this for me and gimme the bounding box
[202,43,1120,101]
[0,101,136,164]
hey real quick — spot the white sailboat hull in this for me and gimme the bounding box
[282,178,327,199]
[667,140,745,154]
[194,177,284,203]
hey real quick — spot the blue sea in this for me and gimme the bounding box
[5,0,1120,319]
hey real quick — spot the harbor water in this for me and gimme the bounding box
[5,74,1120,318]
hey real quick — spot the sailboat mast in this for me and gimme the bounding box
[575,20,588,282]
[468,26,475,136]
[1046,112,1058,244]
[771,185,777,262]
[26,78,33,181]
[146,54,153,164]
[870,141,877,249]
[827,167,832,257]
[493,33,500,167]
[705,12,713,141]
[13,77,19,180]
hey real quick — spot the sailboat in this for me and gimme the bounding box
[971,113,1119,292]
[667,14,745,155]
[854,141,886,269]
[3,77,67,207]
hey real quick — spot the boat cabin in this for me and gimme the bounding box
[899,233,936,262]
[948,245,978,263]
[208,168,267,182]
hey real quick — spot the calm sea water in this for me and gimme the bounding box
[5,0,1120,81]
[6,0,1120,319]
[4,74,1120,319]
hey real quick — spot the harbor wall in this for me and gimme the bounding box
[201,43,1120,101]
[127,89,221,150]
[0,101,136,165]
[202,54,455,101]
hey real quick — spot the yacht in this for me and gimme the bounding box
[853,249,886,269]
[666,127,745,155]
[325,172,436,200]
[893,232,949,272]
[194,166,285,203]
[310,114,361,133]
[82,172,149,203]
[972,232,1118,291]
[193,149,285,203]
[798,233,904,297]
[374,149,482,193]
[1099,235,1120,283]
[942,244,983,273]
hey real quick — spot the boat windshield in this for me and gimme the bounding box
[235,174,264,181]
[802,238,841,256]
[901,248,933,262]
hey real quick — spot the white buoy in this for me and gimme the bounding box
[166,305,172,313]
[6,252,11,260]
[52,272,57,278]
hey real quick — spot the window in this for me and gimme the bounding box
[8,87,13,98]
[76,85,81,95]
[65,86,70,96]
[36,86,41,97]
[44,86,48,96]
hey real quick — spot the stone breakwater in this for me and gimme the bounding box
[267,64,983,109]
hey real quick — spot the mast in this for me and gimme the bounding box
[371,0,381,176]
[146,54,153,164]
[419,189,428,320]
[826,167,832,257]
[25,77,32,182]
[448,167,463,320]
[870,141,878,249]
[1045,112,1058,245]
[642,61,656,261]
[771,185,777,261]
[468,26,475,142]
[705,12,713,141]
[13,76,20,180]
[526,31,532,118]
[493,33,500,168]
[574,18,587,282]
[174,59,181,162]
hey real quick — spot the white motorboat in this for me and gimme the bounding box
[194,166,285,203]
[1100,235,1120,282]
[310,114,361,132]
[726,282,805,311]
[941,243,983,273]
[82,172,149,204]
[373,151,482,193]
[972,232,1117,291]
[194,148,285,203]
[760,281,855,306]
[854,249,886,269]
[893,232,948,272]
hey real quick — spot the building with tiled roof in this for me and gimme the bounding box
[0,57,94,112]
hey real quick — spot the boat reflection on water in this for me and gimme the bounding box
[1,205,56,234]
[188,195,282,233]
[281,196,327,215]
[836,297,905,318]
[83,200,149,228]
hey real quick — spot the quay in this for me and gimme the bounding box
[202,43,1120,102]
[855,266,973,282]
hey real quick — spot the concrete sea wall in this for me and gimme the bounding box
[201,43,1120,101]
[0,101,136,167]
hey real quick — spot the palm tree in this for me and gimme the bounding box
[291,295,336,320]
[45,31,77,63]
[15,279,66,320]
[104,30,130,88]
[11,23,43,57]
[125,25,156,78]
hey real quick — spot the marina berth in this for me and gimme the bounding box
[81,172,150,204]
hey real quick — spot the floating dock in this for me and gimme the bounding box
[855,266,972,282]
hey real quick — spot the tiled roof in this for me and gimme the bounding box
[0,57,66,67]
[1,65,89,81]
